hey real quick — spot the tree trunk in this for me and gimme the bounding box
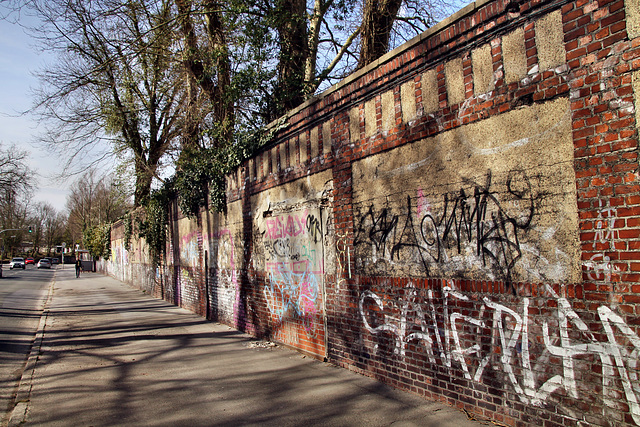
[357,0,403,69]
[175,0,234,148]
[134,157,153,208]
[274,0,308,116]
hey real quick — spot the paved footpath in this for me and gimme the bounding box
[8,268,481,427]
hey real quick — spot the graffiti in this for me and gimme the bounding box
[265,238,296,259]
[206,229,241,326]
[584,253,614,282]
[265,210,323,244]
[359,284,640,424]
[180,236,199,267]
[264,238,320,269]
[264,262,320,336]
[583,200,619,284]
[354,170,537,285]
[594,200,617,243]
[306,214,322,244]
[262,209,324,339]
[336,232,352,287]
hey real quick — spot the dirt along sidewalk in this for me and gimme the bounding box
[9,268,481,426]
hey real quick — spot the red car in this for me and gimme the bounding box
[25,257,35,265]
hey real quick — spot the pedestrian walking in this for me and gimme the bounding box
[75,259,82,278]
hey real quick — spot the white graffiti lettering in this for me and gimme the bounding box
[359,284,640,424]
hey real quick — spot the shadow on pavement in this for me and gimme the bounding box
[20,270,480,427]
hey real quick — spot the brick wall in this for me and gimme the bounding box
[100,0,640,424]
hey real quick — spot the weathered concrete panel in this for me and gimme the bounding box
[365,98,377,137]
[349,107,359,143]
[401,80,417,123]
[421,68,439,114]
[251,170,333,357]
[289,138,296,168]
[310,126,319,159]
[445,57,465,105]
[536,10,565,70]
[472,43,494,95]
[177,216,199,268]
[352,97,579,283]
[322,121,332,154]
[627,0,640,38]
[381,90,395,131]
[271,146,278,174]
[300,132,308,164]
[503,27,528,84]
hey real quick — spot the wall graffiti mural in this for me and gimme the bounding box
[359,283,640,424]
[263,209,325,340]
[354,170,576,286]
[180,232,199,267]
[206,229,240,325]
[109,240,128,281]
[265,264,320,336]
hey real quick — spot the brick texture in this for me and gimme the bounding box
[100,0,640,424]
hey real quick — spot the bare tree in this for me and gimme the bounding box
[0,144,34,257]
[66,169,130,242]
[29,201,63,255]
[238,0,456,119]
[0,144,32,196]
[27,0,185,206]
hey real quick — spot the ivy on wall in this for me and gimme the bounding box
[174,117,288,217]
[137,180,174,267]
[121,117,289,267]
[123,212,132,250]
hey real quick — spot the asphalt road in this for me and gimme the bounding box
[0,264,53,425]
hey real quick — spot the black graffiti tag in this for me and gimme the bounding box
[306,214,322,244]
[354,170,536,286]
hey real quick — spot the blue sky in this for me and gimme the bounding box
[0,13,70,212]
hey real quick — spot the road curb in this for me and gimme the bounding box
[7,271,56,427]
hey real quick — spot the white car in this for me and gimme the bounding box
[10,257,26,269]
[37,259,51,269]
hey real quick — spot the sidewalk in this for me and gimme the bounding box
[9,268,481,426]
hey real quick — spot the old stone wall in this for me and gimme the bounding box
[99,0,640,424]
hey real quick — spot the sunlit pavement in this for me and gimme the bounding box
[8,269,480,426]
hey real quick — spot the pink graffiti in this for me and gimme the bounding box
[265,210,309,240]
[416,187,430,217]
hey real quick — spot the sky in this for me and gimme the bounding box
[0,12,70,212]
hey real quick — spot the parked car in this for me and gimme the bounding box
[37,259,51,269]
[25,257,35,265]
[51,258,59,265]
[10,257,26,269]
